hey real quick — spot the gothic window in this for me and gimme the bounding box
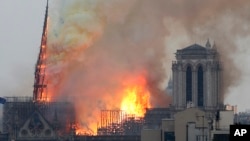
[28,113,44,135]
[197,65,204,107]
[186,65,192,103]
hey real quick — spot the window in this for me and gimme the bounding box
[196,135,207,141]
[197,66,203,107]
[186,65,192,103]
[164,132,175,141]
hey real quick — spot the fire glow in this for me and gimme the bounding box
[120,75,151,117]
[72,74,151,135]
[45,0,170,134]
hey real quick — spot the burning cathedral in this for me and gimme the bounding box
[1,2,76,141]
[0,1,234,141]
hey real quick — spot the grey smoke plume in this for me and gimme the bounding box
[158,0,250,111]
[47,0,250,132]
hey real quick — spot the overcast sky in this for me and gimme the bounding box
[0,0,47,97]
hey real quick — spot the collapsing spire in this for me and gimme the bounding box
[33,0,49,102]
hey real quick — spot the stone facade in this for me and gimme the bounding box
[172,42,223,111]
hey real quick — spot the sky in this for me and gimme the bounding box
[0,0,250,113]
[0,0,46,97]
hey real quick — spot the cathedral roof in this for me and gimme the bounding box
[182,44,206,51]
[177,44,208,55]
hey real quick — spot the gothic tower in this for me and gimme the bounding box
[172,40,222,111]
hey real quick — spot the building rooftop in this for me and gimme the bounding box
[177,44,208,55]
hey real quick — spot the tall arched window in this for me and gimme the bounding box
[186,65,192,103]
[197,65,204,107]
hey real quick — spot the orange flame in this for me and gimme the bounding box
[120,74,151,117]
[38,92,51,102]
[73,123,94,135]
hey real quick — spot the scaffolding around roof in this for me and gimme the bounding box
[97,110,144,136]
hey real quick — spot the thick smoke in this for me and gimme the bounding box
[158,0,250,110]
[47,0,250,132]
[165,0,250,98]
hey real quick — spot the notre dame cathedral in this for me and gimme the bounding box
[172,40,223,111]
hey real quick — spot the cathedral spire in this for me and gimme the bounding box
[205,38,211,48]
[42,0,48,36]
[212,41,217,50]
[33,0,49,102]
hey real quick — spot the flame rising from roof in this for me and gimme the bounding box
[121,75,151,117]
[46,0,171,134]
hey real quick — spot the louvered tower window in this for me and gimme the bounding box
[197,66,204,107]
[186,66,192,103]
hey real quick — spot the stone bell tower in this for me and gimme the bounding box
[172,40,222,111]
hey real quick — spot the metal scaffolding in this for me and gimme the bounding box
[97,110,144,136]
